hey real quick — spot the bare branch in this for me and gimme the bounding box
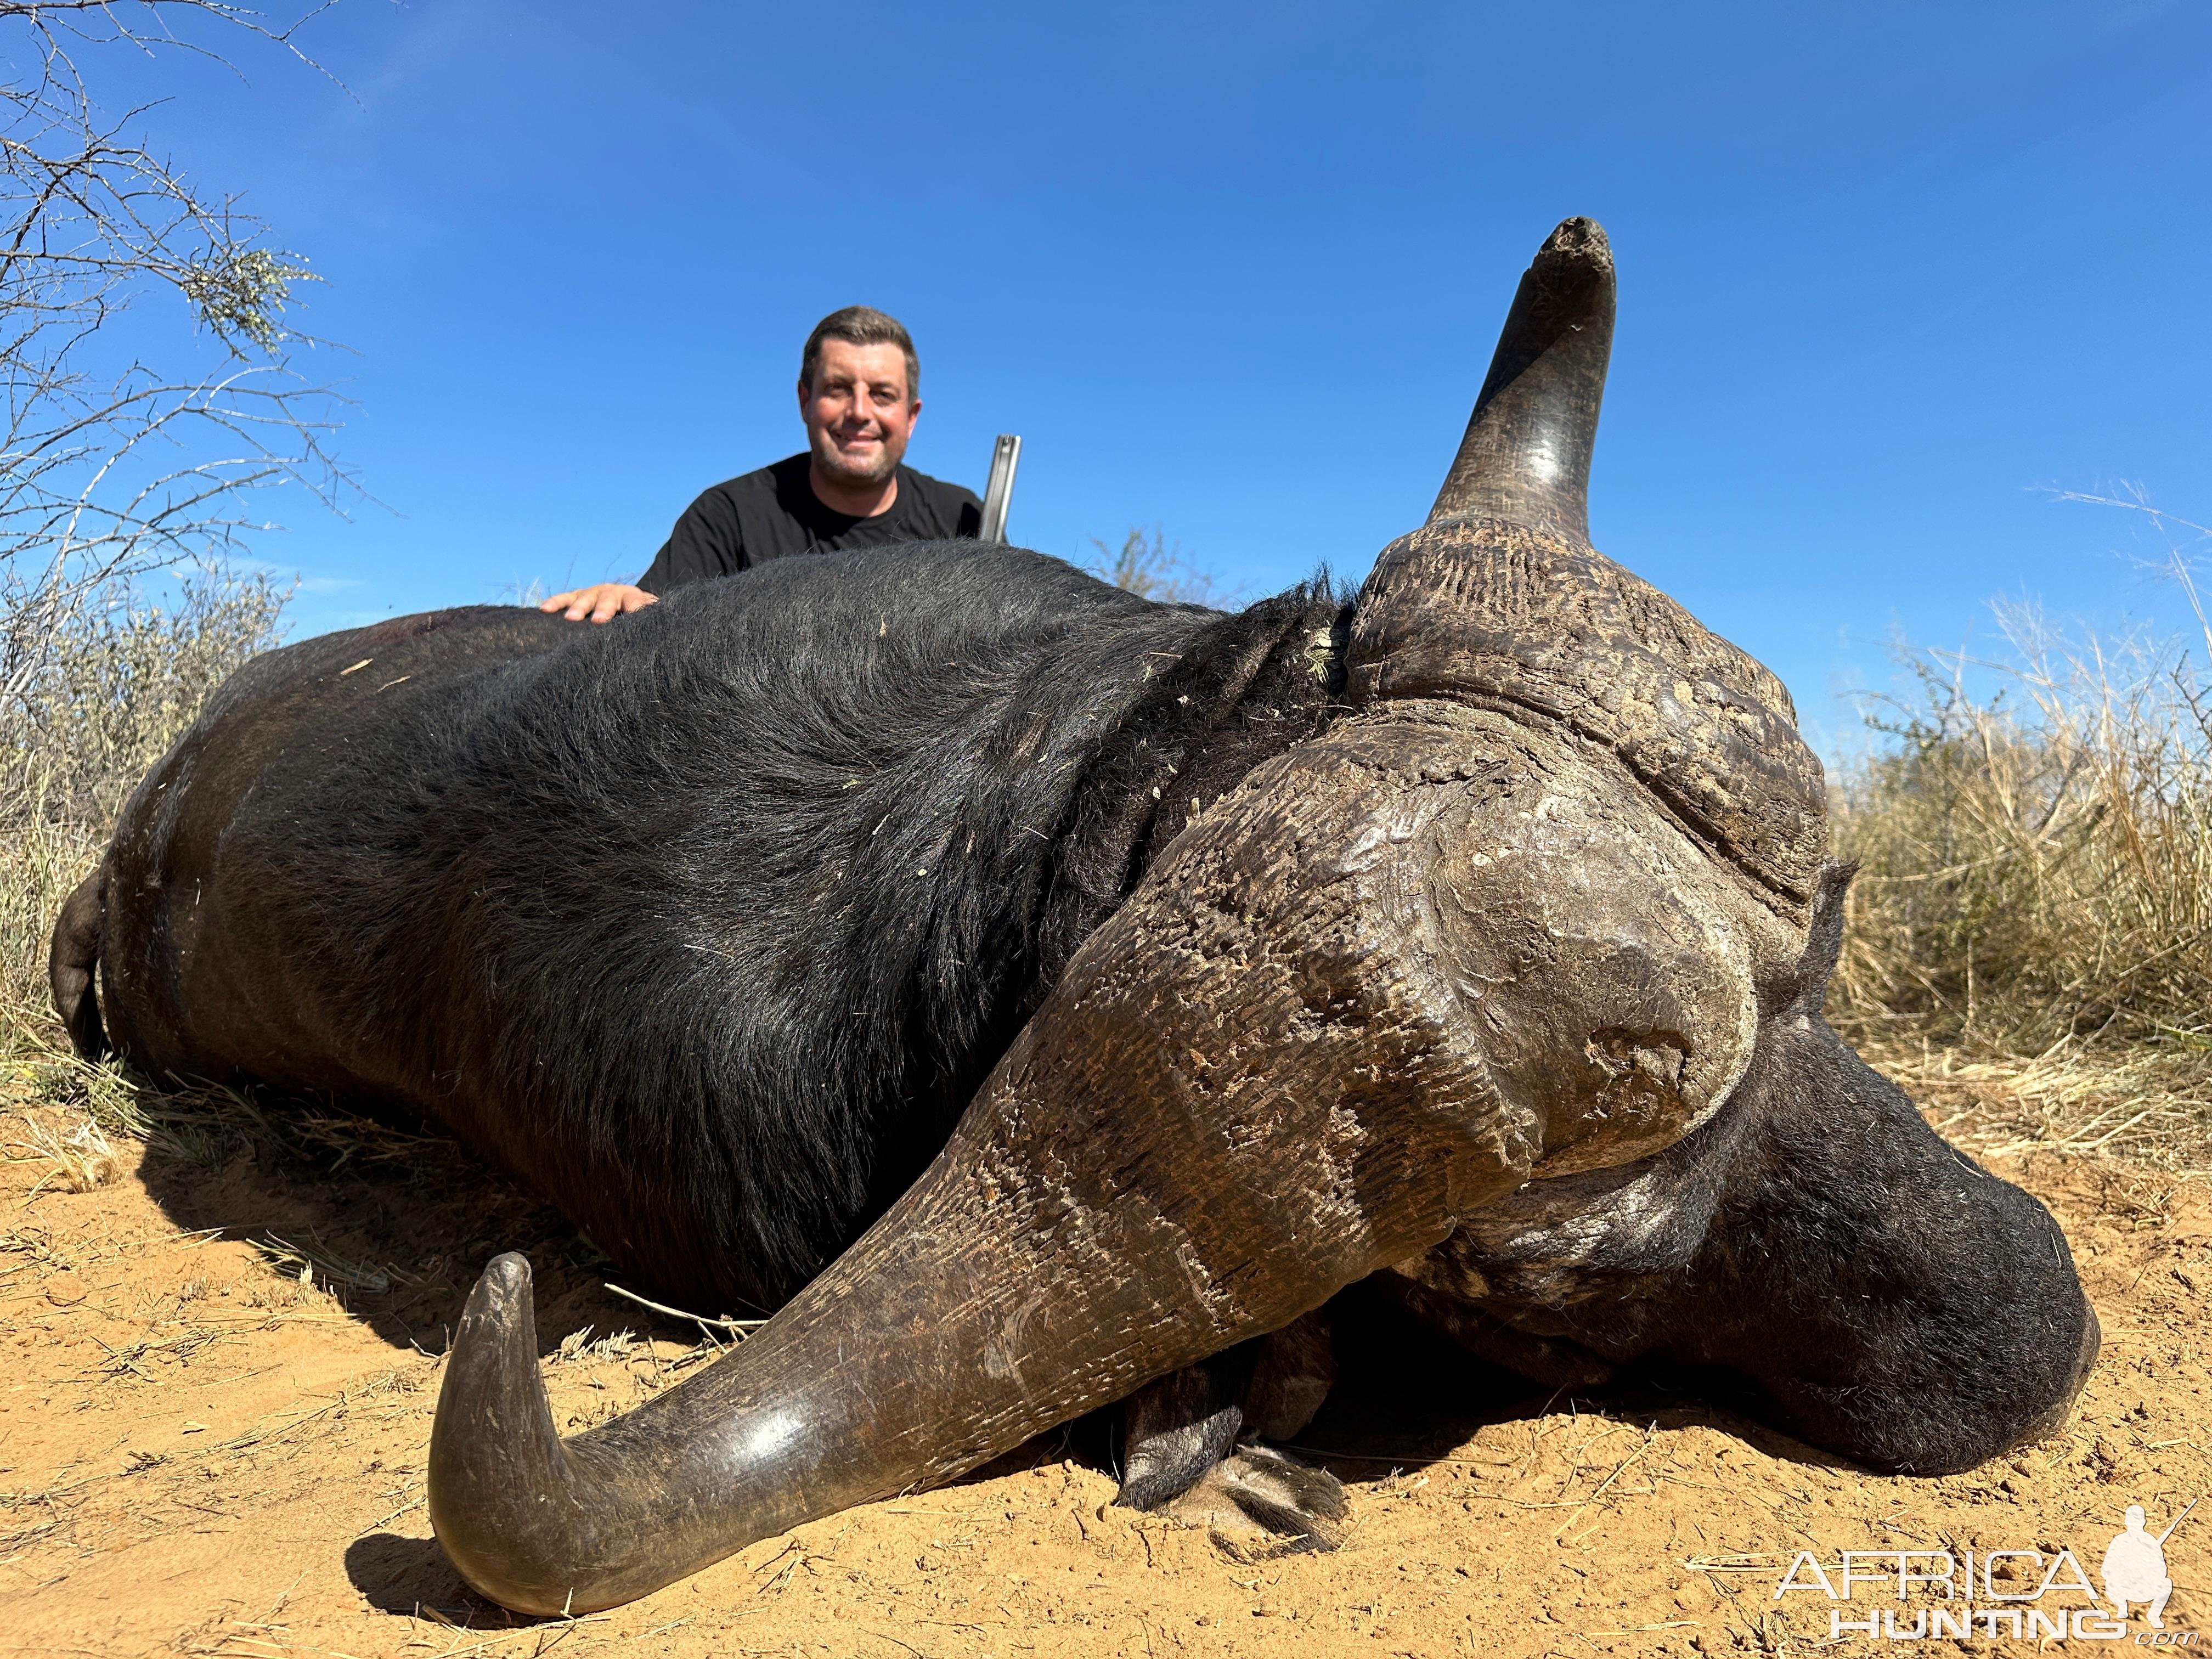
[0,0,355,710]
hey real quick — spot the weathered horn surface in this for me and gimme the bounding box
[1350,219,1827,924]
[431,689,1769,1612]
[1426,215,1612,540]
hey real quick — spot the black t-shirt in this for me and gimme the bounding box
[637,453,984,595]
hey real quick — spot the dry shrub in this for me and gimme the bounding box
[1,568,285,1054]
[1088,526,1223,606]
[1831,595,2212,1168]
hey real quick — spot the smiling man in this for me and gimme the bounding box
[543,307,982,623]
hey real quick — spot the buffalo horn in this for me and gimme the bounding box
[428,740,1557,1615]
[1426,216,1613,541]
[1349,217,1828,928]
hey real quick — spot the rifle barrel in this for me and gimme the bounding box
[2157,1497,2198,1544]
[979,434,1022,544]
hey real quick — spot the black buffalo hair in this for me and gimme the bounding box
[159,545,1345,1316]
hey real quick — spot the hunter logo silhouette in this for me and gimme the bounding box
[2103,1500,2193,1629]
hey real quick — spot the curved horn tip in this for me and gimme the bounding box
[471,1249,534,1313]
[1537,216,1611,272]
[446,1250,539,1357]
[1518,217,1613,329]
[1422,213,1618,543]
[429,1251,575,1616]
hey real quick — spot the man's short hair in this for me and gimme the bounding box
[800,306,919,399]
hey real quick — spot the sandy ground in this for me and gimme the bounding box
[1,1080,2205,1659]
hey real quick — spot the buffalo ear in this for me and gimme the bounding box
[1775,861,1855,1019]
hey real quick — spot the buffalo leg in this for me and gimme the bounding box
[1116,1314,1347,1549]
[1116,1351,1250,1511]
[1165,1444,1347,1553]
[1243,1308,1337,1440]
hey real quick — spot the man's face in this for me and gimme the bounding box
[799,338,918,489]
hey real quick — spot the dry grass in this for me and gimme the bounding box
[1832,580,2212,1171]
[2,567,285,1054]
[1853,1031,2212,1170]
[7,1105,118,1191]
[8,1041,458,1188]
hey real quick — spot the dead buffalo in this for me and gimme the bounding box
[51,218,2098,1615]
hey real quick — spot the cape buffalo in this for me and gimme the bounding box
[51,218,2098,1615]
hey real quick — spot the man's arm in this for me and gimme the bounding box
[539,488,744,624]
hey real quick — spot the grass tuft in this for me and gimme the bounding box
[7,1107,116,1192]
[2,568,286,1055]
[1832,596,2212,1170]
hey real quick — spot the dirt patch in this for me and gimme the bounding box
[1,1088,2205,1658]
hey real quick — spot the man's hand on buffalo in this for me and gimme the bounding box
[540,582,657,624]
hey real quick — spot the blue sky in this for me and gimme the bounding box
[87,1,2212,752]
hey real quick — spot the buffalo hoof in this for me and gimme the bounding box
[1114,1356,1247,1512]
[1116,1314,1340,1514]
[1163,1443,1347,1554]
